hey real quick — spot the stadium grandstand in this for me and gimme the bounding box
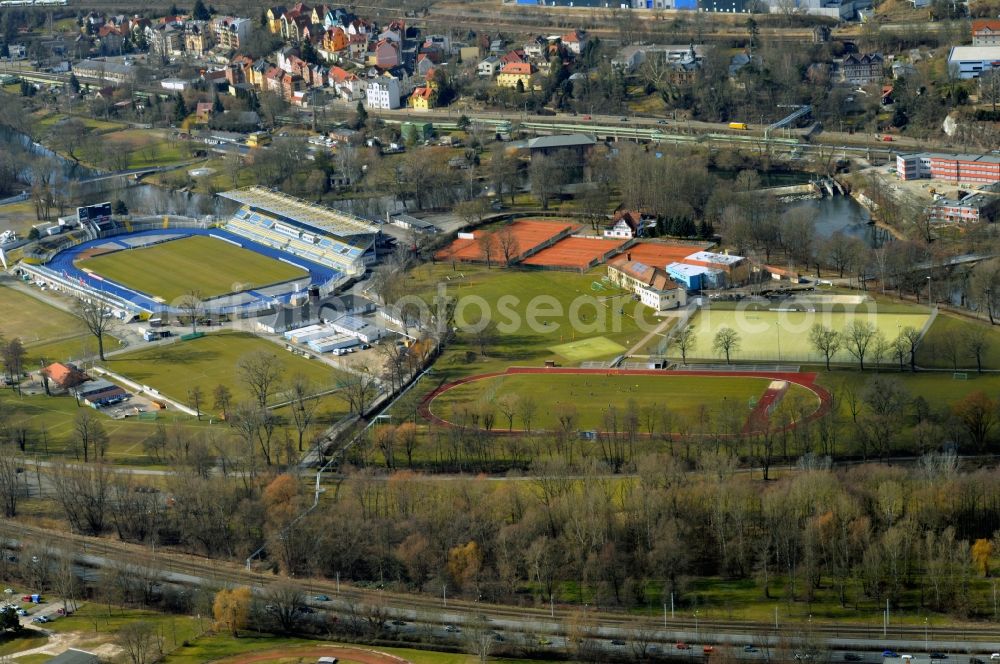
[220,187,378,276]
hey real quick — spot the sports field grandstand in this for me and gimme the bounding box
[220,187,378,276]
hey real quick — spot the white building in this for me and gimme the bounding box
[607,258,687,311]
[477,55,500,77]
[948,46,1000,79]
[366,77,401,110]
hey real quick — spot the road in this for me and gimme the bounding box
[1,520,998,661]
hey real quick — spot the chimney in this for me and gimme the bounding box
[626,252,631,261]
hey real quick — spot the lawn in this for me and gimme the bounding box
[684,304,931,364]
[0,630,46,656]
[76,235,307,302]
[429,373,818,430]
[0,284,118,364]
[915,312,1000,370]
[405,263,658,377]
[104,332,346,407]
[100,128,188,169]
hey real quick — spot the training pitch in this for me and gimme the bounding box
[683,306,931,363]
[549,336,626,361]
[426,368,821,431]
[76,235,307,302]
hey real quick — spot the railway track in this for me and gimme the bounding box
[2,520,999,644]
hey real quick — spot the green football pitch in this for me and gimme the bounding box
[430,373,819,430]
[76,235,307,302]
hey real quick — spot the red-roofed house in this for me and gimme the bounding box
[371,38,400,69]
[561,29,588,55]
[497,62,536,89]
[410,85,434,111]
[195,101,213,121]
[607,258,687,310]
[973,20,1000,45]
[604,210,646,239]
[41,362,89,391]
[500,48,526,65]
[328,65,363,100]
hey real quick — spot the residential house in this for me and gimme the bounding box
[320,26,348,58]
[415,53,436,77]
[371,39,400,69]
[500,48,527,66]
[841,52,884,85]
[381,66,414,95]
[366,77,401,109]
[497,62,536,90]
[95,24,125,55]
[346,18,371,38]
[266,6,287,34]
[146,22,183,56]
[328,65,363,100]
[607,258,687,311]
[561,29,588,55]
[603,210,646,239]
[280,4,312,41]
[478,55,501,77]
[40,362,89,391]
[184,24,210,57]
[211,16,252,51]
[410,85,434,110]
[195,101,213,121]
[973,20,1000,46]
[265,65,284,94]
[523,37,546,59]
[380,20,405,44]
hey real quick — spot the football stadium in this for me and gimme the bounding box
[21,187,379,317]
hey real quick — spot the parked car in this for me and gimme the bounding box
[969,658,984,664]
[704,646,715,655]
[611,639,626,646]
[676,643,691,650]
[745,645,759,653]
[930,654,948,660]
[391,620,406,626]
[444,624,461,633]
[314,595,330,602]
[845,654,862,661]
[883,651,900,658]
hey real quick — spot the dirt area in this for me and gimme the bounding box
[214,645,411,664]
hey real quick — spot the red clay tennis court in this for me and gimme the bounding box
[614,241,706,268]
[522,236,627,269]
[434,219,579,263]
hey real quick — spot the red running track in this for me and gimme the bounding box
[418,367,832,436]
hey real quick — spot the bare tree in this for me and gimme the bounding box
[465,614,496,664]
[237,351,285,410]
[74,409,109,462]
[338,365,381,416]
[189,386,204,421]
[713,326,741,364]
[117,622,161,664]
[809,324,841,370]
[671,325,697,364]
[51,462,112,535]
[0,452,24,517]
[177,290,205,334]
[496,225,521,264]
[844,320,878,371]
[74,299,117,361]
[477,232,499,268]
[262,580,305,634]
[286,374,320,452]
[213,384,233,421]
[964,326,990,374]
[517,394,538,433]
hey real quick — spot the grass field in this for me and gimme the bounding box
[549,336,626,361]
[430,373,818,430]
[76,236,307,302]
[105,332,345,407]
[915,312,1000,370]
[405,263,659,378]
[0,284,120,364]
[684,304,931,363]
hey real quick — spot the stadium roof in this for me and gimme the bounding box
[219,187,378,238]
[527,134,597,150]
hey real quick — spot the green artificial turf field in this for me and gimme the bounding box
[76,235,307,302]
[549,336,627,361]
[429,373,819,430]
[683,306,931,363]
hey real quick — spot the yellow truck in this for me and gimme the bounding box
[728,122,749,130]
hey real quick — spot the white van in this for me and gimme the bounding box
[318,658,338,664]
